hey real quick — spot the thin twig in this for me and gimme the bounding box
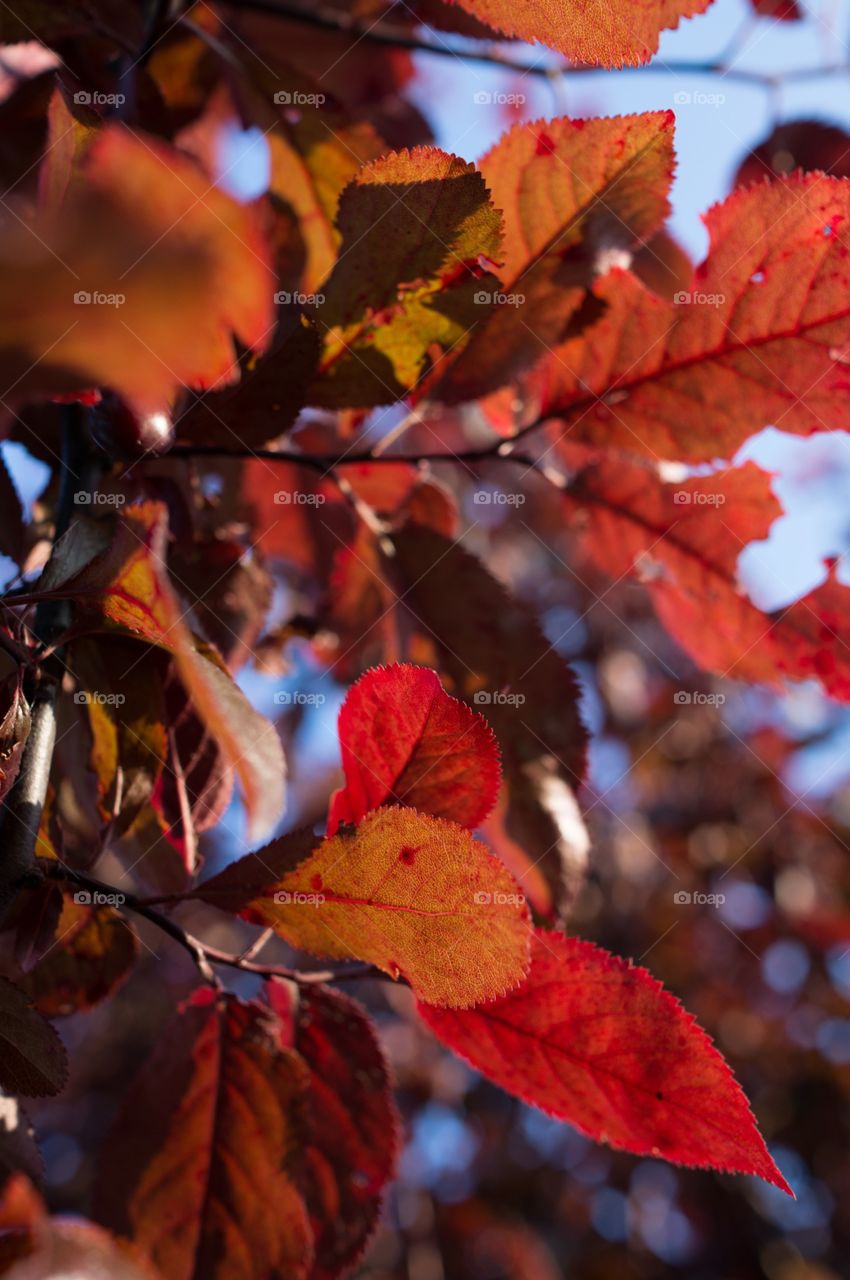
[166,440,548,471]
[38,859,388,989]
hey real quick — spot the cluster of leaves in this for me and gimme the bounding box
[0,0,848,1274]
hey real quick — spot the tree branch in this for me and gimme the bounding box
[167,439,547,472]
[222,0,849,88]
[38,859,388,989]
[0,408,102,924]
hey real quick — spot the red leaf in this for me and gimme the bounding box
[523,176,850,460]
[563,451,850,699]
[268,982,399,1280]
[419,930,792,1193]
[328,663,501,833]
[749,0,800,17]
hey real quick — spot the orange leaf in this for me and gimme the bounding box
[96,993,313,1280]
[0,125,274,415]
[249,806,531,1007]
[431,112,675,403]
[37,503,285,840]
[445,0,712,67]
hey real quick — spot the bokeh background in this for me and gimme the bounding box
[7,0,850,1275]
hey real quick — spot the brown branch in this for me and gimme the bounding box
[166,439,548,472]
[38,859,388,989]
[222,0,849,88]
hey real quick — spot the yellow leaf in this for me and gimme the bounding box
[251,807,531,1008]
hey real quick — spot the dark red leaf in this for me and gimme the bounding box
[268,981,399,1280]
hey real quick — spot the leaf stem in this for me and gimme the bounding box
[37,859,388,989]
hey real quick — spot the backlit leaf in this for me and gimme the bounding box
[525,176,850,461]
[328,663,501,833]
[431,112,675,403]
[268,981,399,1280]
[563,451,850,698]
[309,147,503,407]
[419,929,792,1192]
[247,806,531,1007]
[445,0,712,67]
[96,992,313,1280]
